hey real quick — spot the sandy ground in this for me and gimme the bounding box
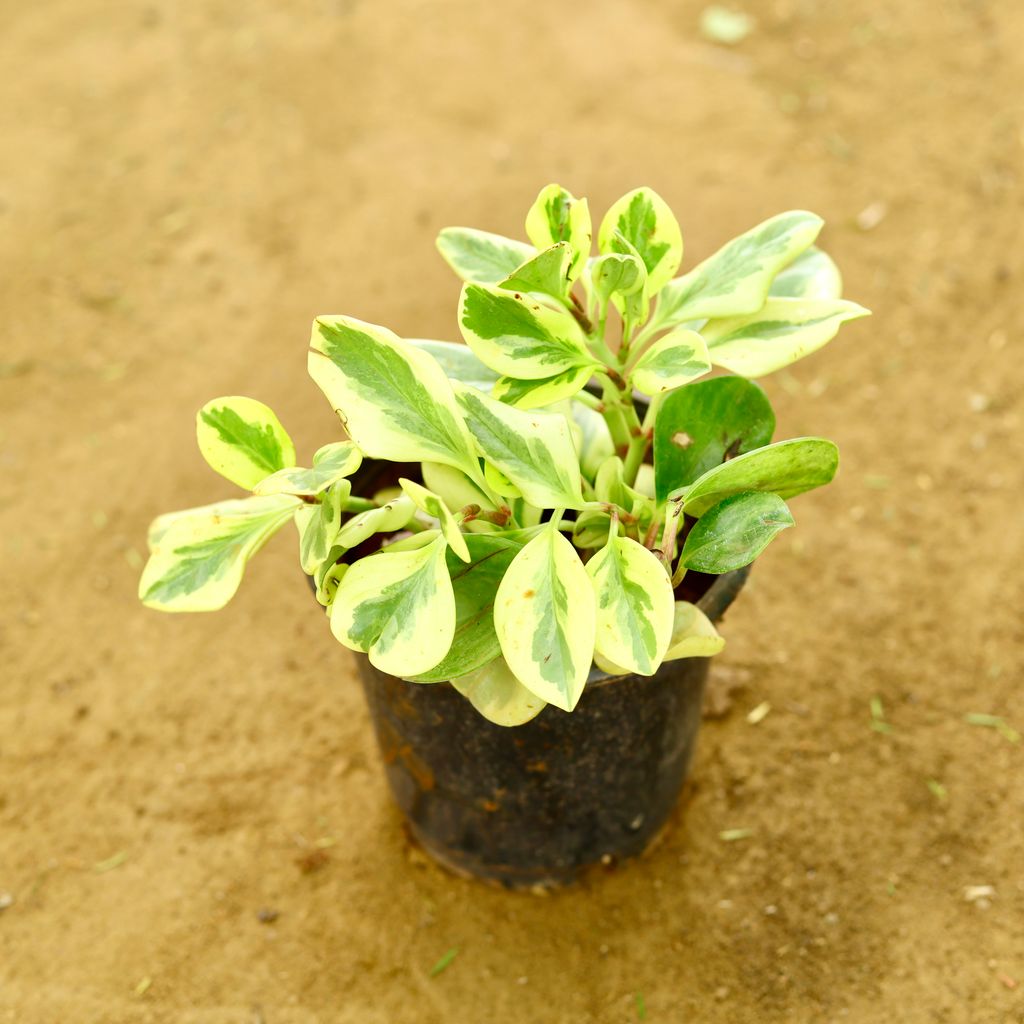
[2,0,1023,1021]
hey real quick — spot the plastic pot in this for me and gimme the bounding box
[353,567,748,889]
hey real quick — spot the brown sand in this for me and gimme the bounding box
[2,1,1022,1021]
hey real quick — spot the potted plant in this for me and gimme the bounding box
[139,184,868,887]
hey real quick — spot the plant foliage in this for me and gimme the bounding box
[141,185,868,724]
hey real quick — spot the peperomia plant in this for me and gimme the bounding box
[140,185,868,726]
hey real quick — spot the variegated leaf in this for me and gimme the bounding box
[570,401,615,479]
[663,602,725,660]
[598,187,682,295]
[451,657,547,726]
[421,462,496,513]
[681,491,794,573]
[139,494,300,612]
[330,535,456,676]
[408,534,525,682]
[630,328,711,395]
[295,480,350,575]
[436,227,535,284]
[524,184,592,281]
[406,338,500,391]
[769,246,843,300]
[335,494,416,549]
[587,534,674,676]
[458,283,593,380]
[254,441,362,497]
[196,396,296,490]
[683,437,838,516]
[313,547,348,608]
[308,315,480,480]
[590,251,646,304]
[653,211,823,328]
[702,298,870,377]
[399,478,471,563]
[490,364,596,410]
[494,524,597,712]
[499,242,573,299]
[455,384,585,510]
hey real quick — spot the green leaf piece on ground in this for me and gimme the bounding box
[682,436,838,516]
[681,491,794,573]
[196,396,296,490]
[653,376,776,503]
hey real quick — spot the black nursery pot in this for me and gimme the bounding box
[355,566,747,889]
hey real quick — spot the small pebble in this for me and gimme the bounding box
[257,908,280,924]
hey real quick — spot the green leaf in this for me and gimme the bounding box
[196,396,296,490]
[524,184,592,281]
[436,227,535,284]
[458,283,593,380]
[409,534,525,682]
[663,602,724,661]
[406,338,500,391]
[587,534,674,676]
[683,437,838,516]
[598,188,682,295]
[139,494,300,612]
[399,478,471,563]
[499,242,573,299]
[295,479,350,574]
[653,376,776,503]
[570,400,615,479]
[590,252,646,305]
[451,657,547,726]
[254,441,362,497]
[308,315,480,481]
[490,364,596,410]
[769,246,843,300]
[653,211,823,327]
[331,535,456,676]
[335,494,416,549]
[313,548,348,608]
[681,491,794,573]
[455,384,585,510]
[494,524,596,712]
[702,297,870,377]
[630,328,711,396]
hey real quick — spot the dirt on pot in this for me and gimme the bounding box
[1,1,1022,1022]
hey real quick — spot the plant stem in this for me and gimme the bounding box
[341,496,377,512]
